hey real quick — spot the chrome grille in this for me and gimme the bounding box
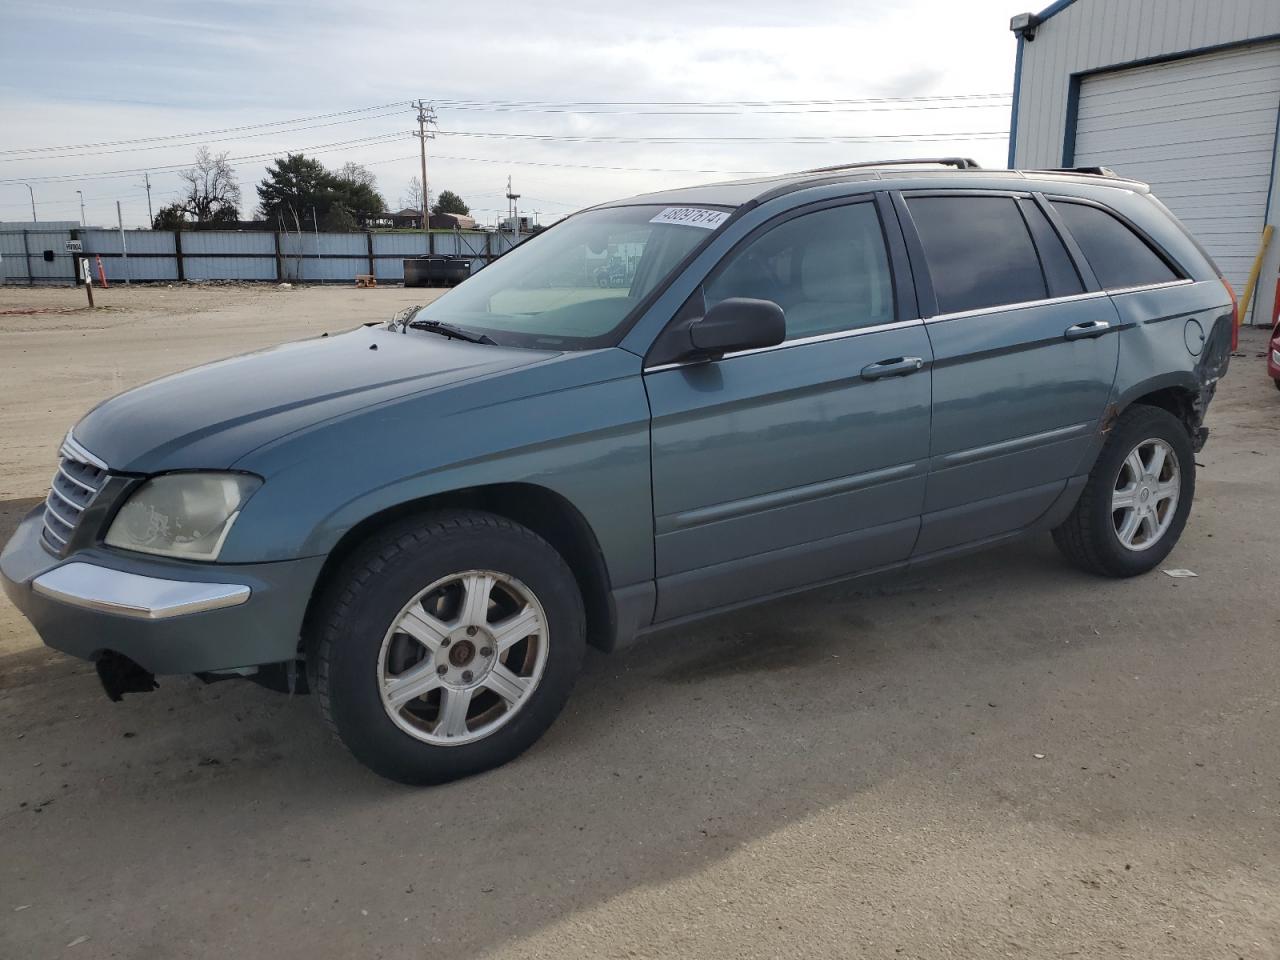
[42,436,109,555]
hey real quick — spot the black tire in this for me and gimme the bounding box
[310,510,585,785]
[1052,404,1195,578]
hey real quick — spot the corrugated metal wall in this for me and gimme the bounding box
[1072,42,1280,303]
[1010,0,1280,324]
[0,228,521,285]
[1012,0,1280,167]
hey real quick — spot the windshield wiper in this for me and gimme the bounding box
[406,318,497,345]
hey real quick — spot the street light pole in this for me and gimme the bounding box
[76,190,85,227]
[22,183,36,222]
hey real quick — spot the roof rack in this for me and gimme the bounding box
[1025,166,1119,178]
[800,157,982,174]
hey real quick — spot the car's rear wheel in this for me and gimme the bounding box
[310,510,585,784]
[1052,404,1195,578]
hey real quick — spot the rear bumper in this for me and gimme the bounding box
[2,506,325,675]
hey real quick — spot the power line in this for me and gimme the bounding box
[431,93,1011,107]
[0,132,413,184]
[434,99,1012,117]
[435,130,1007,144]
[359,152,769,175]
[0,101,406,157]
[0,93,1012,157]
[0,110,409,164]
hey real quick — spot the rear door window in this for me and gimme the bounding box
[1019,199,1084,298]
[1050,200,1180,290]
[906,196,1047,314]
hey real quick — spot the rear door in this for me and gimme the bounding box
[896,191,1121,557]
[644,195,932,622]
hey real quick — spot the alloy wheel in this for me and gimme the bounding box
[1111,437,1180,552]
[377,570,548,746]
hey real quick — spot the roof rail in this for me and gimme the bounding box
[799,157,982,174]
[1025,166,1119,178]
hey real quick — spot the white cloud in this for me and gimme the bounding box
[0,0,1019,227]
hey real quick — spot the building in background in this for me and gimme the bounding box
[429,212,477,230]
[498,214,536,234]
[1008,0,1280,326]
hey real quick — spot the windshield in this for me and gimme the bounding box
[411,204,728,349]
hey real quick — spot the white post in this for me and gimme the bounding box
[117,200,130,285]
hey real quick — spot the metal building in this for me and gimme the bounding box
[1008,0,1280,326]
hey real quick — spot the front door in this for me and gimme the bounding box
[644,197,932,622]
[897,191,1121,556]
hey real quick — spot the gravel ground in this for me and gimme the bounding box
[1,286,1277,959]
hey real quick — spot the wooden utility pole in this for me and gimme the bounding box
[414,100,436,232]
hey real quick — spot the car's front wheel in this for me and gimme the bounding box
[1052,404,1195,577]
[310,511,585,784]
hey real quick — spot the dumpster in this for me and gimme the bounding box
[403,255,472,288]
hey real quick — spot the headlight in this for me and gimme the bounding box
[105,473,261,561]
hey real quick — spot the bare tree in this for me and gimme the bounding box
[399,176,424,212]
[337,162,378,191]
[178,147,241,223]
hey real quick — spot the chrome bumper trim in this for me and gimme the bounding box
[31,562,251,620]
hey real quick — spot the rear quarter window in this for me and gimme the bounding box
[1050,200,1180,290]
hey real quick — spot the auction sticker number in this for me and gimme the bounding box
[649,207,730,230]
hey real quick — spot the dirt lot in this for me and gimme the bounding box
[1,285,1278,959]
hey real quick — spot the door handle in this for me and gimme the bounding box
[861,356,925,380]
[1064,320,1111,340]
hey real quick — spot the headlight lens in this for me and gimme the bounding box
[105,473,260,561]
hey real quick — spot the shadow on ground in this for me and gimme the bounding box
[8,531,1274,959]
[0,497,42,544]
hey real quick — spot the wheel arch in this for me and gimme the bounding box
[301,483,616,654]
[1117,377,1202,439]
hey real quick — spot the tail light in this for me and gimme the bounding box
[1223,277,1239,351]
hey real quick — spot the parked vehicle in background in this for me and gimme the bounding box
[1269,319,1280,391]
[1,159,1235,784]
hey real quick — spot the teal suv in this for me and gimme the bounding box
[2,160,1235,783]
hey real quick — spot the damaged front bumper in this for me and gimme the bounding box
[1,506,325,684]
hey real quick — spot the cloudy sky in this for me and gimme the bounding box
[1,0,1024,228]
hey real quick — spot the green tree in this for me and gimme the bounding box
[152,203,188,230]
[257,154,387,227]
[431,189,470,216]
[322,203,357,232]
[331,178,386,218]
[256,153,332,227]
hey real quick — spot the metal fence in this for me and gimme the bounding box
[0,227,526,285]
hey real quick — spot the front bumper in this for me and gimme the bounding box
[1,506,325,675]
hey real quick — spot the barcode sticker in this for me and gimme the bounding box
[649,207,730,230]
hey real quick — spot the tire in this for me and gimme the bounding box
[310,510,586,785]
[1052,404,1195,578]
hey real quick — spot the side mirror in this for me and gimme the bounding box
[688,298,786,357]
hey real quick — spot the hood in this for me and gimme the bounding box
[74,326,554,473]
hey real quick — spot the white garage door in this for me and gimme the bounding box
[1074,42,1280,320]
